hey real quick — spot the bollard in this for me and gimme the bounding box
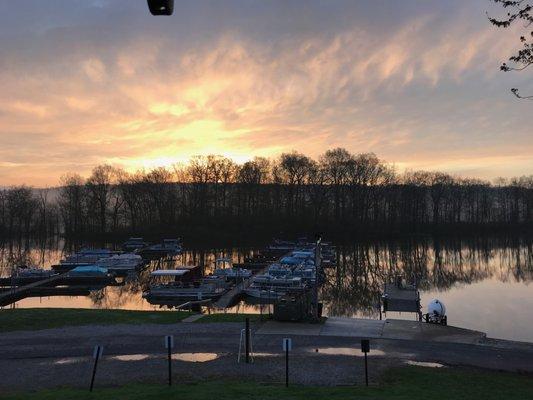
[361,339,370,386]
[89,345,103,392]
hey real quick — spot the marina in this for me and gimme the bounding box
[0,236,531,342]
[2,1,533,396]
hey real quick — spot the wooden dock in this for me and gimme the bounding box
[213,278,252,309]
[0,274,68,307]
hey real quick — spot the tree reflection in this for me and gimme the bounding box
[322,236,532,317]
[0,236,530,313]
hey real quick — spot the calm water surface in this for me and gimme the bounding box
[1,236,531,342]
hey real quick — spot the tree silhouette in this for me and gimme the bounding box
[488,0,533,99]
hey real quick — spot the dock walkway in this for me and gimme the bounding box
[213,278,252,309]
[0,274,67,307]
[213,265,269,309]
[257,317,486,345]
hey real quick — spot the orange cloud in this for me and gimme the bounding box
[0,1,530,186]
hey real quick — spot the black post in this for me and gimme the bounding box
[89,346,100,392]
[167,336,172,386]
[361,339,370,387]
[260,292,263,321]
[364,352,368,386]
[245,317,250,364]
[285,345,289,387]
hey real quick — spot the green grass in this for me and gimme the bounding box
[0,308,192,332]
[2,367,532,400]
[194,313,265,323]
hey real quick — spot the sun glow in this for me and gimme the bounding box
[110,119,266,172]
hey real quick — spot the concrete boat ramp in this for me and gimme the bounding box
[257,317,486,345]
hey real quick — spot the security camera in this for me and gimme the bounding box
[147,0,174,15]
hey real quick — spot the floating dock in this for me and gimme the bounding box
[0,274,68,306]
[213,267,266,309]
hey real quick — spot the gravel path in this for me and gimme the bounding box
[1,322,532,393]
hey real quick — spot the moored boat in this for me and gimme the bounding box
[245,275,306,300]
[143,267,229,306]
[138,238,182,258]
[212,258,252,281]
[95,253,145,275]
[122,237,148,252]
[66,265,118,285]
[52,248,122,272]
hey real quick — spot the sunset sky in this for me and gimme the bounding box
[0,0,531,186]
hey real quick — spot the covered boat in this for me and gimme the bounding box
[143,267,229,306]
[65,265,117,285]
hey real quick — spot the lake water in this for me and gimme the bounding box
[1,236,531,342]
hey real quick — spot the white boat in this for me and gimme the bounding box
[122,237,148,252]
[96,253,144,274]
[267,263,292,277]
[140,239,182,258]
[245,275,306,300]
[143,268,229,305]
[212,258,252,281]
[54,249,122,271]
[60,249,121,265]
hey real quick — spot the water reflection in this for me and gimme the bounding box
[311,347,386,357]
[110,354,151,362]
[1,236,532,341]
[171,353,220,362]
[322,236,532,318]
[405,360,445,368]
[50,353,221,365]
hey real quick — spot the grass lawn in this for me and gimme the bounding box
[0,308,192,332]
[194,313,264,323]
[1,367,532,400]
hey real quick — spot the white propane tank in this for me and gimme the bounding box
[427,299,446,317]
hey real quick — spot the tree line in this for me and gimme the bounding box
[0,148,531,240]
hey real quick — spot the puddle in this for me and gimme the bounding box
[51,353,221,365]
[311,347,386,357]
[110,354,151,362]
[405,360,444,368]
[54,357,86,365]
[252,352,279,357]
[171,353,220,362]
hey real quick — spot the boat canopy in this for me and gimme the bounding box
[280,256,303,265]
[69,266,109,275]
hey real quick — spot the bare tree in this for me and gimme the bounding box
[488,0,533,98]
